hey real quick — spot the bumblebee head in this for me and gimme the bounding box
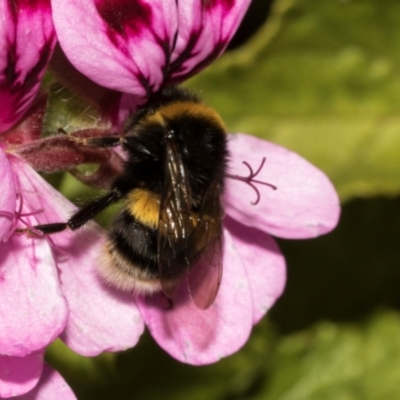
[122,98,228,202]
[162,100,226,168]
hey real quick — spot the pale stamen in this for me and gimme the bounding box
[10,190,70,258]
[0,193,44,242]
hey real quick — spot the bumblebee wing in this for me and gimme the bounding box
[187,179,223,309]
[158,138,195,297]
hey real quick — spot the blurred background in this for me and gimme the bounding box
[47,0,400,398]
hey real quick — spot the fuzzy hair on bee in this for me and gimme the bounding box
[33,86,228,309]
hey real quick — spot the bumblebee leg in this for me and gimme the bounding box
[57,126,125,148]
[33,190,123,235]
[70,136,125,148]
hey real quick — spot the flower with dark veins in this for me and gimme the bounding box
[0,0,143,397]
[52,0,251,99]
[47,0,340,365]
[0,0,55,132]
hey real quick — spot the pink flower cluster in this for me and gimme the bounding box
[0,0,340,398]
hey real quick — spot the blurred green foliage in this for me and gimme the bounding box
[190,0,400,201]
[45,0,400,398]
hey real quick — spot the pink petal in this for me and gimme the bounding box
[58,229,145,355]
[52,0,178,97]
[15,364,76,400]
[52,0,250,95]
[0,148,16,240]
[0,351,43,398]
[169,0,251,83]
[0,233,67,356]
[0,0,55,132]
[224,134,341,239]
[137,229,253,365]
[0,158,70,357]
[225,216,286,324]
[13,158,144,356]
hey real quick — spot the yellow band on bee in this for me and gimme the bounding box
[127,189,160,229]
[160,101,226,133]
[139,101,226,135]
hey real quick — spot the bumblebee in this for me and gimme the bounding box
[34,86,227,309]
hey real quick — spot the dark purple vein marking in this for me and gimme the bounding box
[203,0,235,12]
[95,0,152,38]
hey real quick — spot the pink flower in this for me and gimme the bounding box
[48,0,341,365]
[51,0,251,98]
[0,117,145,399]
[0,0,143,397]
[0,0,55,133]
[135,134,339,364]
[1,145,146,393]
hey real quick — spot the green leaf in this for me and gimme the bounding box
[187,0,400,201]
[258,311,400,400]
[43,82,110,135]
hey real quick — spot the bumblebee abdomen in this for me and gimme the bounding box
[98,210,161,294]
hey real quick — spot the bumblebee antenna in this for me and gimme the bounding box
[226,157,277,205]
